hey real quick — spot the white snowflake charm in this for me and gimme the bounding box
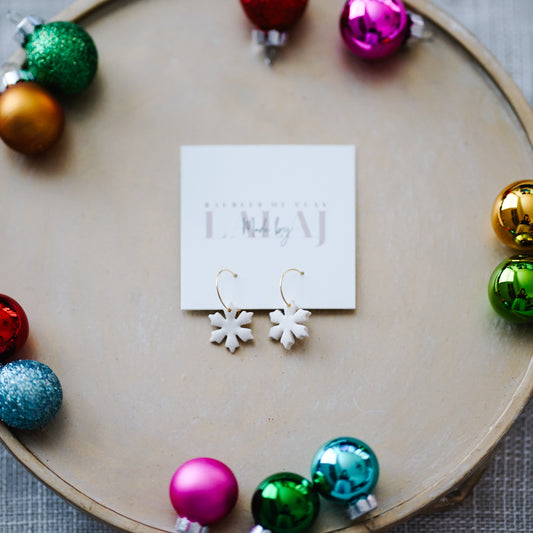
[209,269,253,353]
[209,303,254,353]
[269,300,311,350]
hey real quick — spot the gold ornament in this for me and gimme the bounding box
[0,81,64,155]
[491,180,533,251]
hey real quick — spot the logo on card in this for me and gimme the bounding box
[204,201,326,247]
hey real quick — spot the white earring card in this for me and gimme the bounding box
[180,145,356,310]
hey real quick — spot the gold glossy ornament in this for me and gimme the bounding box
[491,181,533,251]
[0,81,64,155]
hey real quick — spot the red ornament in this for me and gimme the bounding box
[240,0,309,32]
[0,294,29,363]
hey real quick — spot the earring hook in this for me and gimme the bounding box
[216,269,238,312]
[280,268,304,307]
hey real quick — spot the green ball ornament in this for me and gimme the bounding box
[23,21,98,94]
[488,255,533,323]
[251,472,319,533]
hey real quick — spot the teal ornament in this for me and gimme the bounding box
[0,360,62,430]
[311,436,379,520]
[23,20,98,94]
[250,472,319,533]
[488,255,533,323]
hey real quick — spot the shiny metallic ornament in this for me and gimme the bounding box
[311,436,379,520]
[250,472,319,533]
[0,360,62,430]
[488,255,533,323]
[339,0,410,60]
[492,181,533,251]
[169,457,239,532]
[0,72,64,154]
[0,294,29,364]
[17,17,98,94]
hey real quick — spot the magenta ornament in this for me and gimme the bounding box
[339,0,410,60]
[169,457,239,530]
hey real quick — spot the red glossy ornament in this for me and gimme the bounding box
[239,0,309,32]
[0,294,29,364]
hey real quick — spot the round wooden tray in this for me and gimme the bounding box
[1,1,533,532]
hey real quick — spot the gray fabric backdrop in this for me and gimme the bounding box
[1,0,532,531]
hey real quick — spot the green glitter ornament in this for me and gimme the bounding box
[250,472,319,533]
[488,255,533,323]
[18,17,98,95]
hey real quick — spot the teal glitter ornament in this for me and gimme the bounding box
[0,360,62,430]
[488,255,533,323]
[311,436,379,520]
[17,16,98,94]
[250,472,319,533]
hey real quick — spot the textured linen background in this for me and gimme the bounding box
[0,0,532,531]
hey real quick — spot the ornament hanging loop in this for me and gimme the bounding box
[6,10,23,25]
[216,269,238,313]
[280,268,304,307]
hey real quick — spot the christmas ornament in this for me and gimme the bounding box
[15,15,98,94]
[0,294,29,364]
[209,269,253,353]
[339,0,424,60]
[250,472,319,533]
[169,457,239,533]
[0,68,64,154]
[240,0,308,31]
[239,0,309,65]
[488,255,533,323]
[269,269,310,350]
[0,360,63,430]
[492,181,533,251]
[311,436,380,520]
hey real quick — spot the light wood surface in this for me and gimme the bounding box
[1,1,532,532]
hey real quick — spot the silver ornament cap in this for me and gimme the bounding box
[13,14,45,44]
[251,29,287,66]
[249,526,272,533]
[0,64,34,93]
[175,517,209,533]
[347,494,378,520]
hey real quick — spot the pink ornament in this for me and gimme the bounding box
[169,458,239,526]
[339,0,410,60]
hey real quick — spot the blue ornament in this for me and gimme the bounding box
[0,360,62,430]
[310,436,379,520]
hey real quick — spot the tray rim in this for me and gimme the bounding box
[1,0,533,532]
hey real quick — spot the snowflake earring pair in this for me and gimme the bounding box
[209,269,254,353]
[208,268,310,353]
[269,268,311,350]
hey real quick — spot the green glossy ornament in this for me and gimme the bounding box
[23,20,98,94]
[488,255,533,323]
[251,472,319,533]
[311,436,379,520]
